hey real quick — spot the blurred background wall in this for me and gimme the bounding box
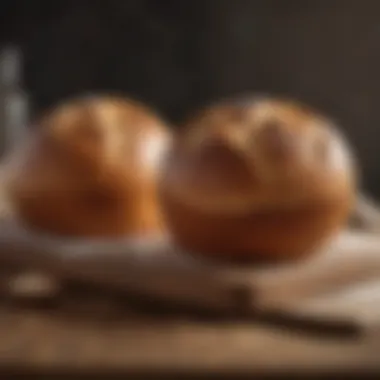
[0,0,380,196]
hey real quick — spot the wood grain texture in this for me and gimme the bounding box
[0,305,378,374]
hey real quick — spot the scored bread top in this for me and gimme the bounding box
[161,97,357,215]
[5,95,172,196]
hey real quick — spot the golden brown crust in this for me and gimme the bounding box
[6,95,172,238]
[161,190,353,262]
[162,97,356,215]
[160,96,356,261]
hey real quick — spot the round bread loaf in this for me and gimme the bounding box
[6,95,172,238]
[160,97,357,262]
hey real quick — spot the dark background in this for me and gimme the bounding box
[1,0,380,197]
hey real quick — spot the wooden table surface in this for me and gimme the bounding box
[0,233,380,379]
[0,217,380,378]
[0,300,379,379]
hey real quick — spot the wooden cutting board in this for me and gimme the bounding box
[1,219,380,334]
